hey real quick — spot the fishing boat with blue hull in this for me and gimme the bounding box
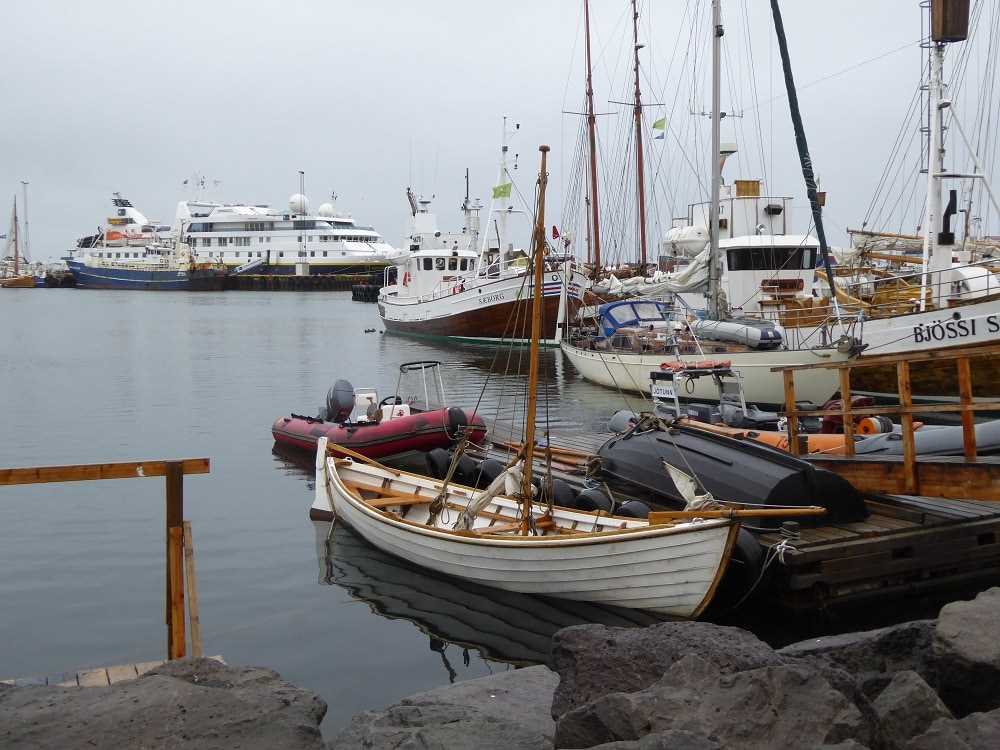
[67,194,227,291]
[67,255,226,290]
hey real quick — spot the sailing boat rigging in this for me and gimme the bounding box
[561,0,856,407]
[1,196,34,289]
[312,146,821,618]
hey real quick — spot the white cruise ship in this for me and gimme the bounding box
[177,193,401,275]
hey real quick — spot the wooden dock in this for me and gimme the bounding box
[1,656,224,688]
[479,423,1000,610]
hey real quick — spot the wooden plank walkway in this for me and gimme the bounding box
[1,656,224,688]
[482,421,1000,610]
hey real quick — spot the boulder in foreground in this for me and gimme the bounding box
[0,657,327,750]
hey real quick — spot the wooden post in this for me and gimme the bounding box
[165,462,185,660]
[957,357,977,462]
[896,361,918,494]
[783,369,800,456]
[839,366,856,457]
[183,521,203,658]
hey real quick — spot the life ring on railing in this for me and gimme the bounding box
[402,272,411,286]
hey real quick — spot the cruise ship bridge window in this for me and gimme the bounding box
[423,258,433,270]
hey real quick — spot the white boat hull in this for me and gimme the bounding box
[849,299,1000,357]
[312,443,737,618]
[560,341,848,407]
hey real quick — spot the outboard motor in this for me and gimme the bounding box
[324,380,356,423]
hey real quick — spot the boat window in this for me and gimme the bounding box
[469,259,476,271]
[279,252,284,257]
[726,246,817,271]
[293,220,315,229]
[459,259,468,271]
[448,257,458,270]
[423,258,433,270]
[632,302,665,320]
[323,251,328,257]
[605,305,633,325]
[435,258,446,270]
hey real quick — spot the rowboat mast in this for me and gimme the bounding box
[520,145,550,533]
[584,0,602,271]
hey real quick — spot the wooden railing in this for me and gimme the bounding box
[0,458,210,660]
[774,344,1000,498]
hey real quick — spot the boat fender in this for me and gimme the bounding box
[476,458,506,486]
[575,488,613,513]
[424,448,452,480]
[452,454,482,487]
[616,499,651,519]
[542,478,577,508]
[857,415,893,435]
[608,409,640,434]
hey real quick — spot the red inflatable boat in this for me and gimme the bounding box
[272,362,487,459]
[272,406,486,458]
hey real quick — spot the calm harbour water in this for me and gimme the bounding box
[0,289,647,730]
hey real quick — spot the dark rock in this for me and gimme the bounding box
[778,619,937,697]
[589,730,722,749]
[905,707,1000,749]
[330,665,558,750]
[0,657,326,750]
[549,622,784,719]
[933,586,1000,716]
[872,670,952,750]
[554,654,872,750]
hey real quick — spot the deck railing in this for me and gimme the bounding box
[774,344,1000,497]
[0,458,210,660]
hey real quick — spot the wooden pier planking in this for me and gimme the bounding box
[1,656,224,688]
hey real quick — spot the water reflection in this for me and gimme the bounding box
[313,520,665,671]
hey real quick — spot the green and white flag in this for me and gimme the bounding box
[492,182,512,199]
[652,116,666,139]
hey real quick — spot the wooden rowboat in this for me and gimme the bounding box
[312,436,740,618]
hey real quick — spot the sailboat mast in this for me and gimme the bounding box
[708,0,723,319]
[20,181,29,265]
[769,0,841,321]
[920,41,945,311]
[520,145,550,534]
[631,0,648,267]
[584,0,602,272]
[11,197,19,276]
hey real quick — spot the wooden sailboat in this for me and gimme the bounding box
[313,146,825,618]
[1,197,33,288]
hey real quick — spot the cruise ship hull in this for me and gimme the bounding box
[68,261,227,291]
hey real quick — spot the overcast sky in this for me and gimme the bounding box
[2,1,993,261]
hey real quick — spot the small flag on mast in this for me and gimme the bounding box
[492,182,512,199]
[652,116,667,140]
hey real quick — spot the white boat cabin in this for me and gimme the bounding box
[721,234,818,314]
[395,247,480,299]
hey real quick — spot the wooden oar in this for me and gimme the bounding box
[648,506,826,524]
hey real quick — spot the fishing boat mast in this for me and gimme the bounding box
[584,0,602,271]
[11,197,20,277]
[631,0,648,268]
[520,145,550,534]
[707,0,723,320]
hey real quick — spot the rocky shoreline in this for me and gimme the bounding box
[3,588,998,749]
